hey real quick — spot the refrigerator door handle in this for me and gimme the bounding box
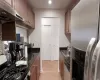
[94,48,100,80]
[90,40,100,80]
[84,38,97,80]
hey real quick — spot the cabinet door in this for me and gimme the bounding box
[2,22,16,41]
[59,53,64,80]
[4,0,12,6]
[31,66,37,80]
[27,7,35,28]
[30,55,40,80]
[65,11,71,33]
[14,0,28,22]
[36,55,40,80]
[30,12,35,28]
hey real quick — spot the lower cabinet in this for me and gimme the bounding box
[31,66,37,80]
[37,55,40,80]
[30,55,40,80]
[59,53,64,80]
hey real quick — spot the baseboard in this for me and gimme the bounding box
[40,70,43,73]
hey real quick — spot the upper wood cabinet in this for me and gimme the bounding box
[14,0,28,21]
[65,11,71,41]
[65,11,71,33]
[65,0,80,42]
[4,0,12,6]
[27,6,35,28]
[13,0,35,29]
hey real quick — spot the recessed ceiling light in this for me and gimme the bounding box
[48,0,52,5]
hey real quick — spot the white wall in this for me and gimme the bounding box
[16,25,28,42]
[0,55,7,65]
[71,0,99,51]
[29,9,70,48]
[41,18,60,60]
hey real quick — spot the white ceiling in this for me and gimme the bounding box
[28,0,71,9]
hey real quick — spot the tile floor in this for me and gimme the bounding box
[39,61,61,80]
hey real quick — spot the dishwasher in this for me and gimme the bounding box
[63,46,71,80]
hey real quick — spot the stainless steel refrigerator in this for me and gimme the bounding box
[71,0,100,80]
[84,1,100,80]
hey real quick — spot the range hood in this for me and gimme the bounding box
[0,1,23,23]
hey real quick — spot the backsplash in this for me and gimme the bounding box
[0,25,2,55]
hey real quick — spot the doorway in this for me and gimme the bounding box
[41,18,60,61]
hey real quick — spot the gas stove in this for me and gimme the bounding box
[0,42,29,80]
[0,64,28,80]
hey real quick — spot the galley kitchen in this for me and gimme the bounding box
[0,0,99,80]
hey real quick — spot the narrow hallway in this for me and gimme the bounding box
[39,61,61,80]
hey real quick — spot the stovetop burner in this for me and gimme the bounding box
[13,73,23,80]
[0,65,28,80]
[3,72,23,80]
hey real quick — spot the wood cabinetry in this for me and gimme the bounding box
[13,0,35,28]
[65,11,71,41]
[31,66,37,80]
[14,0,28,21]
[4,0,12,6]
[2,21,16,41]
[0,0,35,40]
[27,7,35,28]
[59,52,64,80]
[30,54,40,80]
[65,11,71,34]
[1,0,35,29]
[65,0,80,42]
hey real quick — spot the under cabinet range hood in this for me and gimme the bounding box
[0,1,31,29]
[15,11,24,22]
[0,0,15,23]
[0,1,23,23]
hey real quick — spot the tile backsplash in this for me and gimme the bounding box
[0,25,2,55]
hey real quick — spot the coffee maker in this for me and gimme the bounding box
[9,43,17,64]
[9,42,24,63]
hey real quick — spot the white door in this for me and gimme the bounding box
[41,25,52,60]
[51,25,59,60]
[41,18,60,60]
